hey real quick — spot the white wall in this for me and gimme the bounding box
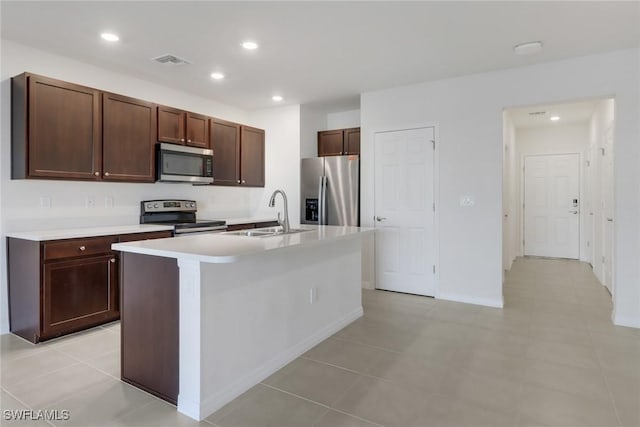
[299,104,327,158]
[502,112,518,274]
[326,109,360,130]
[515,123,591,261]
[0,40,301,334]
[247,105,301,223]
[588,99,616,283]
[361,48,639,326]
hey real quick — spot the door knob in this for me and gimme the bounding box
[375,216,387,222]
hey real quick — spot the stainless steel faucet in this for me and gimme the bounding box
[268,189,290,233]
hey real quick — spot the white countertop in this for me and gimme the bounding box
[3,217,278,241]
[112,225,373,263]
[5,224,175,241]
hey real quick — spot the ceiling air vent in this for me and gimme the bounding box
[528,111,547,116]
[152,54,192,65]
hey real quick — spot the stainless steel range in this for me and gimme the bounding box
[140,200,226,236]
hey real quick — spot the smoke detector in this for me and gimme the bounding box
[152,54,192,65]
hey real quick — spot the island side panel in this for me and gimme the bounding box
[120,252,179,404]
[193,236,363,419]
[7,238,41,343]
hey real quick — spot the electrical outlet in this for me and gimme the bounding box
[85,196,96,208]
[104,196,114,208]
[39,196,51,208]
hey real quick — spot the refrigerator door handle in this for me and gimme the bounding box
[320,175,328,225]
[317,176,324,225]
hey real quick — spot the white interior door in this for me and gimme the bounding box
[524,154,580,259]
[602,127,614,294]
[374,127,435,296]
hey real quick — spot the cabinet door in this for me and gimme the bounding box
[317,130,344,156]
[240,126,265,187]
[27,74,101,179]
[42,254,119,339]
[344,128,361,155]
[103,93,156,182]
[157,106,185,144]
[210,118,241,185]
[186,112,210,148]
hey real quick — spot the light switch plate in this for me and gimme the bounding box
[460,196,475,207]
[39,196,51,208]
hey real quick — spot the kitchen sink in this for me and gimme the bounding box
[224,226,313,238]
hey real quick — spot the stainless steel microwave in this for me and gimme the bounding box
[156,143,214,184]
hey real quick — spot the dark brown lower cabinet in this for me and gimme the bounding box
[7,230,172,343]
[42,254,118,338]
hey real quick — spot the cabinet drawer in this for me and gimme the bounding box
[44,236,118,261]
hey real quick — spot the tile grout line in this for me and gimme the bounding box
[258,382,385,427]
[1,387,56,427]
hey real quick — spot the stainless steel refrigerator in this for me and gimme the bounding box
[300,156,359,226]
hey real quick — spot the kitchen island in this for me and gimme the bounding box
[112,225,372,421]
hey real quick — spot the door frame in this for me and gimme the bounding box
[371,125,440,297]
[520,152,583,259]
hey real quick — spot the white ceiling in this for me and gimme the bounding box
[1,1,638,111]
[508,100,602,129]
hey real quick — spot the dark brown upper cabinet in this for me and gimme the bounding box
[240,126,265,187]
[209,121,264,187]
[102,93,156,182]
[157,106,209,148]
[317,127,360,157]
[12,73,102,180]
[344,128,361,155]
[210,118,241,185]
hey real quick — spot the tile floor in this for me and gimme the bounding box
[2,257,639,426]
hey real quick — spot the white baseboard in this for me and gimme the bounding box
[198,307,364,419]
[438,291,504,308]
[613,312,640,329]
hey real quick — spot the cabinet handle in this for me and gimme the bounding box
[104,172,110,177]
[110,258,116,263]
[79,246,86,251]
[181,138,185,142]
[94,172,100,176]
[340,151,343,155]
[242,180,246,184]
[237,180,241,184]
[187,139,192,143]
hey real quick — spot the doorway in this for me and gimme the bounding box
[502,98,615,299]
[523,153,580,259]
[373,127,435,296]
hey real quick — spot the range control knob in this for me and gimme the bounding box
[146,203,153,209]
[154,203,159,208]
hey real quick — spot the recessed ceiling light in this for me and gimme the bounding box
[272,95,283,102]
[242,41,259,50]
[550,116,560,121]
[514,41,543,56]
[101,32,120,42]
[210,72,225,80]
